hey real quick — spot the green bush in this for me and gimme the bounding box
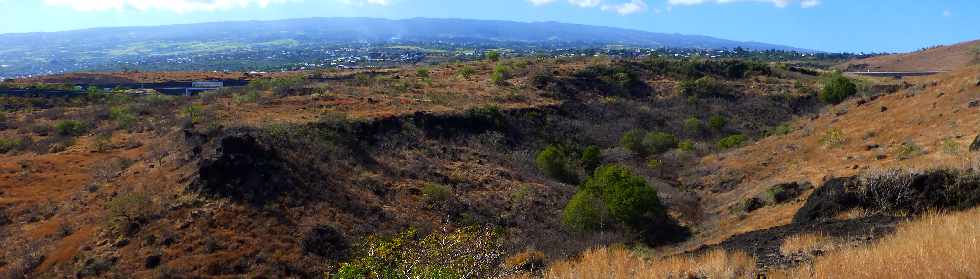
[536,145,578,184]
[896,142,925,160]
[416,67,430,78]
[335,226,504,279]
[458,66,477,79]
[578,165,666,231]
[717,134,748,149]
[106,192,153,236]
[580,146,602,175]
[708,115,727,131]
[562,191,609,231]
[421,183,452,205]
[233,90,261,103]
[677,76,727,98]
[678,140,696,152]
[683,117,704,134]
[820,73,858,104]
[109,106,137,129]
[54,120,88,136]
[770,123,794,136]
[0,137,29,154]
[620,129,647,155]
[485,51,501,62]
[490,64,511,85]
[643,132,678,154]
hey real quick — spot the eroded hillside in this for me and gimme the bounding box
[0,57,830,277]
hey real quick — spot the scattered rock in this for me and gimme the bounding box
[969,100,979,108]
[113,238,130,248]
[875,154,887,160]
[865,143,880,150]
[880,106,888,112]
[971,135,980,152]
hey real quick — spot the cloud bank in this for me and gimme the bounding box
[667,0,821,8]
[43,0,296,12]
[529,0,647,15]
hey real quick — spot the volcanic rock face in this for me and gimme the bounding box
[190,131,299,205]
[793,169,980,224]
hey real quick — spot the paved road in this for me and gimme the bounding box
[845,71,946,78]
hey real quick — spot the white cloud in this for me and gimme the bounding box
[529,0,649,15]
[601,0,647,15]
[528,0,558,6]
[943,10,951,17]
[338,0,390,6]
[569,0,601,8]
[668,0,820,8]
[43,0,295,13]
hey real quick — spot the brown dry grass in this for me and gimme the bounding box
[775,207,980,278]
[515,247,756,279]
[533,207,980,279]
[779,233,831,255]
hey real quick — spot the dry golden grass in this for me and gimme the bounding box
[779,233,831,255]
[532,207,980,279]
[517,247,756,279]
[777,208,980,278]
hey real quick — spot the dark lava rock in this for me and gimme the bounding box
[971,135,980,152]
[145,255,162,269]
[880,106,888,112]
[190,131,302,205]
[970,100,980,108]
[865,143,880,150]
[301,225,351,260]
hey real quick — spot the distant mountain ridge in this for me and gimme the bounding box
[0,17,807,77]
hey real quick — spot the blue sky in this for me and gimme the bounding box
[0,0,976,52]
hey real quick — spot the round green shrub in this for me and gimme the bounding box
[708,115,727,131]
[581,165,665,230]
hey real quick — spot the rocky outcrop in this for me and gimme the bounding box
[793,169,980,224]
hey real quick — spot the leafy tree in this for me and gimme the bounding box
[819,73,857,104]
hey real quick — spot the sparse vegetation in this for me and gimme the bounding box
[421,183,452,206]
[54,120,88,136]
[820,128,846,148]
[105,192,154,236]
[896,142,925,160]
[335,226,504,279]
